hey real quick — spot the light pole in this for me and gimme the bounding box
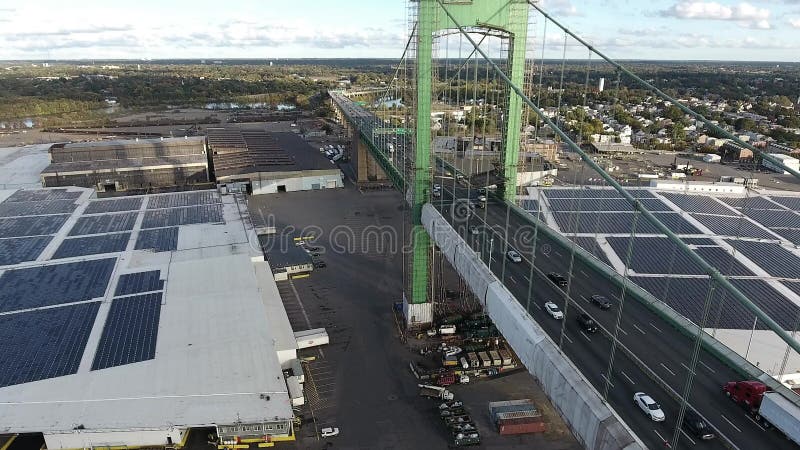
[487,236,495,273]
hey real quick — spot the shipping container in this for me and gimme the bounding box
[498,420,546,435]
[498,350,513,366]
[468,352,480,369]
[489,350,502,367]
[294,328,329,349]
[478,352,492,368]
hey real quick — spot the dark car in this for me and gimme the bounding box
[577,313,598,333]
[682,409,715,440]
[590,294,612,310]
[547,272,568,287]
[313,260,327,268]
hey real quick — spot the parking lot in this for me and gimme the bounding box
[248,183,580,449]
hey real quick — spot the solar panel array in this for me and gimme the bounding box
[544,188,655,199]
[53,233,131,259]
[772,228,800,245]
[519,199,539,213]
[5,189,82,202]
[0,258,115,313]
[115,270,164,296]
[690,214,777,239]
[0,302,100,388]
[553,212,700,234]
[567,236,611,265]
[660,193,737,215]
[84,197,144,214]
[0,200,78,217]
[741,209,800,228]
[771,197,800,211]
[719,196,782,210]
[134,227,179,252]
[0,236,53,266]
[141,204,224,228]
[147,191,220,209]
[631,277,799,330]
[0,215,70,238]
[68,212,138,236]
[727,240,800,279]
[548,198,671,212]
[91,293,163,370]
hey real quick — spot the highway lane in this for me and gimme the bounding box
[330,94,793,449]
[434,184,793,450]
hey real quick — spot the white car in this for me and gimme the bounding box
[634,392,665,422]
[544,301,564,319]
[506,250,522,263]
[321,427,340,437]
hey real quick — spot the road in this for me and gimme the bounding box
[329,92,795,450]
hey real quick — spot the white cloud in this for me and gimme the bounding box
[540,0,582,16]
[660,2,773,29]
[789,17,800,27]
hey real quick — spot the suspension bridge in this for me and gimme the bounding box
[330,1,800,449]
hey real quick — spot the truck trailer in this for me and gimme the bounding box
[724,380,800,444]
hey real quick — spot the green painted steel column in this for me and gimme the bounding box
[410,0,435,305]
[502,2,529,202]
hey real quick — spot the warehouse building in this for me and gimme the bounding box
[40,137,210,192]
[0,187,297,448]
[207,128,343,194]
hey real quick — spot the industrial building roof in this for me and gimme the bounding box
[0,187,295,434]
[260,234,313,271]
[40,155,208,175]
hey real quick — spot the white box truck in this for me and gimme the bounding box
[758,391,800,445]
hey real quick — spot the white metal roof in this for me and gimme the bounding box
[0,189,294,433]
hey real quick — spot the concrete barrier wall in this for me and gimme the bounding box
[422,204,643,450]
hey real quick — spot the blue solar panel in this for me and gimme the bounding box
[84,197,144,214]
[553,212,700,234]
[631,277,798,330]
[135,227,179,252]
[548,198,671,212]
[0,200,78,217]
[660,193,737,215]
[5,189,82,202]
[68,212,138,236]
[771,197,800,211]
[142,204,224,228]
[115,271,164,296]
[743,209,800,228]
[0,258,115,313]
[719,196,782,210]
[567,236,611,265]
[772,228,800,245]
[0,302,100,387]
[0,215,70,238]
[91,293,162,370]
[690,214,778,239]
[519,199,539,212]
[544,188,655,199]
[147,191,220,209]
[53,233,130,259]
[0,236,53,266]
[727,240,800,279]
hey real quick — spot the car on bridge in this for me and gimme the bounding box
[576,313,598,333]
[506,250,522,263]
[634,392,665,422]
[682,409,715,440]
[547,272,568,287]
[544,301,563,319]
[589,294,612,310]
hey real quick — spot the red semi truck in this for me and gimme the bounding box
[723,380,800,445]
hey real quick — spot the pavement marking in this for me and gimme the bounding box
[580,331,592,342]
[649,322,663,333]
[563,333,574,344]
[653,429,669,445]
[620,371,635,385]
[580,270,589,277]
[660,363,676,376]
[618,327,628,336]
[580,295,587,301]
[699,361,716,374]
[554,251,563,257]
[533,303,542,310]
[721,414,742,432]
[680,362,695,374]
[745,415,767,431]
[601,373,614,388]
[680,429,697,446]
[510,276,518,284]
[632,323,647,335]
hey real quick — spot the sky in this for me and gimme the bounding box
[0,0,798,61]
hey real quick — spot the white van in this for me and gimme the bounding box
[439,324,456,335]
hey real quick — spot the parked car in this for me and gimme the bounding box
[590,294,612,310]
[506,250,522,263]
[321,427,340,437]
[682,409,715,440]
[313,260,326,269]
[547,272,568,287]
[634,392,665,422]
[576,313,598,333]
[544,301,564,319]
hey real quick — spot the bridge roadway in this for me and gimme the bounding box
[329,92,793,449]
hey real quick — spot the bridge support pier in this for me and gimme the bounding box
[352,129,390,187]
